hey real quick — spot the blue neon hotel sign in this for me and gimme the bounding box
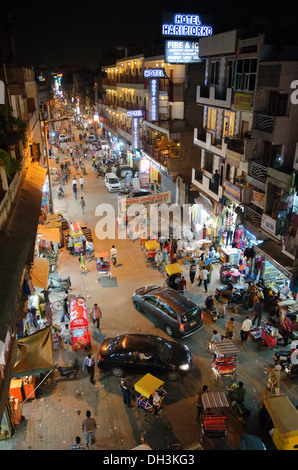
[149,78,159,122]
[162,13,213,37]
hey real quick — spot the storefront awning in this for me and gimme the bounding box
[255,240,294,279]
[5,163,47,264]
[31,257,50,290]
[36,225,61,244]
[12,327,54,378]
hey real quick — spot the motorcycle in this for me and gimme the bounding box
[84,151,87,159]
[56,358,79,380]
[48,276,71,290]
[58,188,64,199]
[205,295,219,321]
[233,401,251,424]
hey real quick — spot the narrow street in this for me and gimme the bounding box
[0,125,296,452]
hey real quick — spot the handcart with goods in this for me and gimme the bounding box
[200,391,230,439]
[211,340,239,384]
[96,252,112,280]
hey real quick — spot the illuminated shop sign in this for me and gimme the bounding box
[162,13,213,37]
[127,110,143,117]
[132,117,139,150]
[144,69,165,78]
[149,78,159,122]
[165,40,202,64]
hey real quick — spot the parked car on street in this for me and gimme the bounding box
[97,333,192,380]
[132,286,203,337]
[88,134,96,142]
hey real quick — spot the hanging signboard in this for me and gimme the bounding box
[165,40,202,63]
[132,117,140,150]
[149,78,159,122]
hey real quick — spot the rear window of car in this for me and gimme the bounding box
[180,307,200,324]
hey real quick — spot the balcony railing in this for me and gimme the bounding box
[254,114,275,134]
[248,161,268,183]
[244,205,262,227]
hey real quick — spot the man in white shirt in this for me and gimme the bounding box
[198,267,209,293]
[110,245,118,266]
[240,316,253,343]
[60,324,71,348]
[79,176,84,190]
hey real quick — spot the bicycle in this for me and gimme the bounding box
[52,298,63,311]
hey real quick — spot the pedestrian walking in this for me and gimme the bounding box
[111,245,118,266]
[120,378,132,408]
[178,275,186,293]
[82,353,95,384]
[61,291,70,322]
[79,197,86,214]
[82,410,97,449]
[79,176,84,190]
[60,324,71,349]
[252,297,263,327]
[282,314,292,346]
[222,317,234,340]
[240,315,252,343]
[189,261,197,284]
[69,436,86,450]
[72,177,77,200]
[90,303,102,330]
[267,365,281,394]
[198,266,209,293]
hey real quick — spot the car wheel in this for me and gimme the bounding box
[111,367,124,377]
[167,370,178,381]
[165,325,173,336]
[134,302,143,313]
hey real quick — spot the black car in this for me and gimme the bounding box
[119,189,153,198]
[132,286,203,337]
[97,333,192,381]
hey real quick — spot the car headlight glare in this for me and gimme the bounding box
[179,364,190,371]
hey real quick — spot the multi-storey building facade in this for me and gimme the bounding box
[191,28,298,283]
[97,46,204,202]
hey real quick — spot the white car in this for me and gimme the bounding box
[104,173,121,192]
[88,134,96,142]
[59,134,67,142]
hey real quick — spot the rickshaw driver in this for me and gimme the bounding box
[226,381,246,403]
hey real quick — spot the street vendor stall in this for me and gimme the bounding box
[96,252,111,280]
[69,222,84,254]
[69,297,91,351]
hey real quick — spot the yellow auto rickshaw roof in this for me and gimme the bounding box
[165,263,183,276]
[134,373,164,398]
[264,395,298,437]
[145,240,160,250]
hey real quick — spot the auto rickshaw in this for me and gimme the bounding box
[259,394,298,450]
[165,263,183,289]
[95,252,112,280]
[200,391,230,439]
[144,240,160,265]
[134,373,166,415]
